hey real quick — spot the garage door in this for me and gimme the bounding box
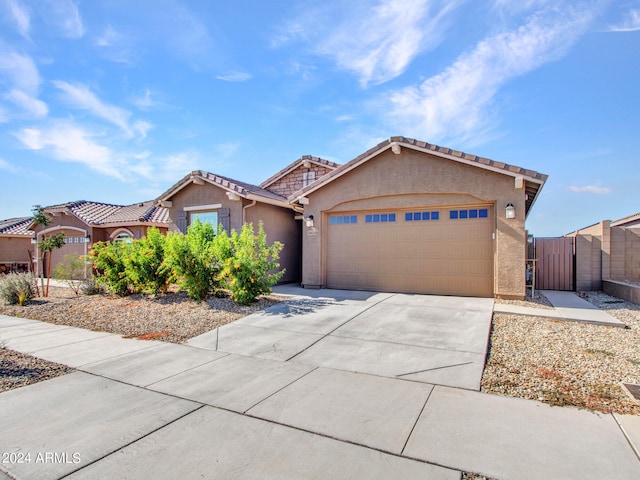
[326,206,494,297]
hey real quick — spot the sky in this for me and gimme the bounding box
[0,0,638,237]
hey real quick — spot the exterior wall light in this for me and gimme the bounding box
[305,215,314,228]
[505,203,516,219]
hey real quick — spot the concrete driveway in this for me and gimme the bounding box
[188,286,494,390]
[2,288,639,479]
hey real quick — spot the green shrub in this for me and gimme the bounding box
[125,227,171,294]
[90,241,130,296]
[164,220,230,301]
[221,222,284,305]
[0,273,37,306]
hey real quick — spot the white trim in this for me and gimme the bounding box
[37,225,87,238]
[183,204,222,212]
[109,228,135,239]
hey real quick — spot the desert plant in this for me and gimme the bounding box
[164,220,229,301]
[0,272,37,306]
[221,222,284,305]
[31,205,65,297]
[125,227,171,294]
[90,241,131,296]
[80,276,103,295]
[53,254,87,295]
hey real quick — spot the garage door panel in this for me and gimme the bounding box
[326,208,494,297]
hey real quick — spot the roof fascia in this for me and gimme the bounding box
[260,157,338,189]
[290,140,547,204]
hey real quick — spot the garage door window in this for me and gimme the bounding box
[450,208,488,219]
[405,211,439,221]
[365,213,396,223]
[329,215,357,225]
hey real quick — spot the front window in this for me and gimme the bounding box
[190,211,218,227]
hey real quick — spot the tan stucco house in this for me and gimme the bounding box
[1,136,548,299]
[289,137,547,299]
[0,217,33,273]
[154,156,338,284]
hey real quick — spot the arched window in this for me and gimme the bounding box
[114,233,133,244]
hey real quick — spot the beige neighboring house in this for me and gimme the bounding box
[566,211,640,296]
[290,137,547,299]
[29,200,169,278]
[0,217,34,273]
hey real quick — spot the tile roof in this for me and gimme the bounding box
[260,155,340,189]
[42,200,170,226]
[289,136,548,216]
[0,217,34,236]
[159,171,289,204]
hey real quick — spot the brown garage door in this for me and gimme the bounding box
[326,206,494,297]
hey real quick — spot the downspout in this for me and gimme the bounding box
[243,200,257,224]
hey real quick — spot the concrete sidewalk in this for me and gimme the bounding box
[1,295,640,478]
[494,290,626,327]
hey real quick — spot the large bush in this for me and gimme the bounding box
[164,220,231,301]
[0,273,37,306]
[91,241,130,296]
[125,227,171,294]
[221,222,284,305]
[90,221,284,304]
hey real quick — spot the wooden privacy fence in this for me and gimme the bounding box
[535,237,575,291]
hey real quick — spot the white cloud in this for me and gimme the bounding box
[133,120,154,139]
[4,89,47,118]
[0,157,20,173]
[382,3,601,145]
[608,9,640,32]
[3,0,31,38]
[274,0,461,87]
[216,71,252,82]
[44,0,85,38]
[52,81,149,138]
[0,46,41,94]
[14,121,124,179]
[568,185,611,194]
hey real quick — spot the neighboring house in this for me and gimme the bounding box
[290,137,547,299]
[2,136,549,299]
[0,217,33,273]
[566,211,640,294]
[30,200,169,277]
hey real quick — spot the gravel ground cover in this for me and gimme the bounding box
[486,291,640,415]
[0,347,72,393]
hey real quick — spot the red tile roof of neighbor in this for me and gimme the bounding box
[0,217,34,236]
[42,200,170,227]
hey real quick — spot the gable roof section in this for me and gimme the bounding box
[158,170,290,207]
[260,155,340,189]
[612,211,640,227]
[290,136,548,217]
[0,217,33,237]
[40,200,169,227]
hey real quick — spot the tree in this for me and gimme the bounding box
[31,205,65,297]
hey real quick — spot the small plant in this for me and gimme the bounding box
[0,273,37,306]
[53,254,87,295]
[80,276,103,295]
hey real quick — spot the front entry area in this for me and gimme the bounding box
[325,206,494,297]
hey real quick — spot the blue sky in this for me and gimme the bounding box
[0,0,638,236]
